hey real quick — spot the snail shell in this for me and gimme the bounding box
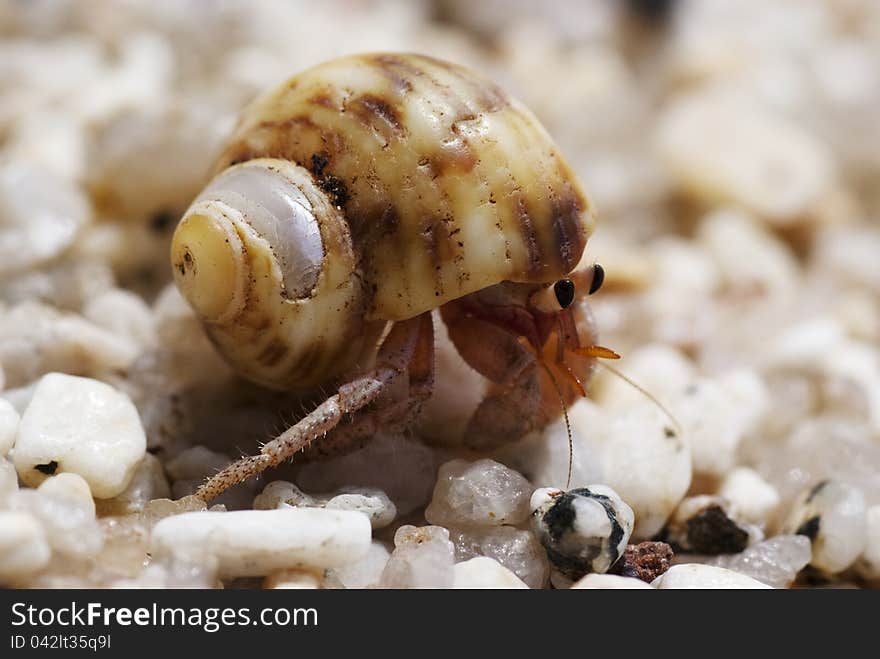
[172,53,594,390]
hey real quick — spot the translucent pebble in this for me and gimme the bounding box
[453,557,529,589]
[379,525,455,589]
[0,398,19,456]
[114,551,218,589]
[571,573,654,589]
[449,526,549,589]
[327,541,391,589]
[95,515,150,581]
[652,564,772,589]
[425,459,531,528]
[756,417,880,508]
[0,511,51,583]
[13,373,146,498]
[531,485,634,578]
[95,454,171,516]
[782,481,867,574]
[710,535,811,589]
[718,467,781,524]
[139,495,207,529]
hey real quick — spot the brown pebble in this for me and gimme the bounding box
[610,541,674,583]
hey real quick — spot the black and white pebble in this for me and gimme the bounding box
[530,485,634,579]
[782,480,866,574]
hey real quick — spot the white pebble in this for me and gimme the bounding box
[698,208,800,294]
[578,401,692,539]
[0,398,19,456]
[37,473,95,518]
[719,467,781,524]
[652,564,772,589]
[656,90,835,225]
[672,372,768,479]
[592,343,697,411]
[453,557,529,589]
[0,162,90,276]
[151,508,371,578]
[425,459,531,528]
[571,574,653,589]
[13,373,146,498]
[782,480,867,574]
[83,288,157,350]
[0,511,51,582]
[0,302,140,388]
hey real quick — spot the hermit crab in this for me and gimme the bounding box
[170,53,613,502]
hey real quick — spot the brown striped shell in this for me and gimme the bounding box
[171,53,594,390]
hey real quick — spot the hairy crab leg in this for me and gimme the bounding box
[303,312,435,459]
[196,314,431,502]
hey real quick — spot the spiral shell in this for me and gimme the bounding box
[172,53,594,390]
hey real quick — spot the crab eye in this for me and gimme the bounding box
[588,264,605,295]
[553,279,575,309]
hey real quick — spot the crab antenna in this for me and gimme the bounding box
[538,360,574,490]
